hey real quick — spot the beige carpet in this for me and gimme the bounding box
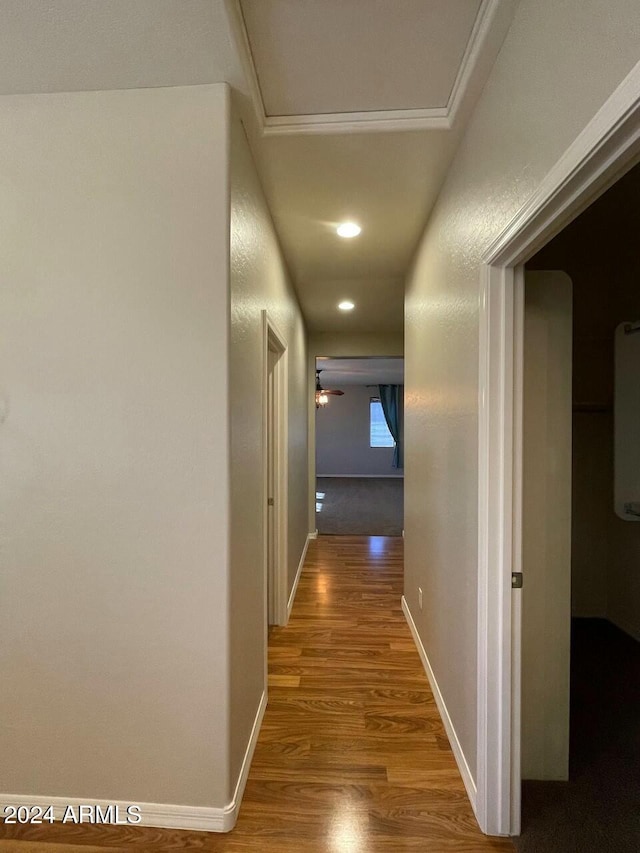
[315,476,403,536]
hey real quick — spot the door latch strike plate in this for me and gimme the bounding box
[511,572,523,589]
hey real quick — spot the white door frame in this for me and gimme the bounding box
[263,310,289,628]
[476,62,640,837]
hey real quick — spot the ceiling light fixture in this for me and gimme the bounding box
[315,371,329,409]
[338,300,355,311]
[315,370,345,409]
[336,222,361,238]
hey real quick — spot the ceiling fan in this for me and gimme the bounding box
[315,369,344,408]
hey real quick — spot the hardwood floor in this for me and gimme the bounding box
[0,535,513,852]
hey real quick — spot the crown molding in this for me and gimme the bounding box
[225,0,508,136]
[261,107,450,136]
[447,0,508,126]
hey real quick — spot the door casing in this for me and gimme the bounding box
[263,311,289,634]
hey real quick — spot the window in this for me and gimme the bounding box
[370,397,395,447]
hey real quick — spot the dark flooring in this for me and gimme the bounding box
[315,476,403,536]
[515,618,640,852]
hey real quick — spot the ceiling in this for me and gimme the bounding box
[230,0,516,333]
[240,0,481,117]
[317,357,404,387]
[0,0,517,334]
[0,1,245,95]
[252,129,456,332]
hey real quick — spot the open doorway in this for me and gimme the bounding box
[314,356,404,536]
[516,162,640,852]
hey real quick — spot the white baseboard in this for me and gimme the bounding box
[227,688,267,828]
[288,533,312,618]
[0,691,268,834]
[317,474,404,479]
[401,596,478,816]
[0,793,232,833]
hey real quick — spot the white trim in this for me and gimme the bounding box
[287,533,312,618]
[0,692,268,834]
[447,0,511,125]
[477,60,640,837]
[228,689,267,827]
[223,0,266,133]
[316,474,404,479]
[402,596,478,815]
[225,0,512,136]
[0,794,232,832]
[262,311,289,629]
[263,108,449,136]
[309,529,318,539]
[509,267,524,838]
[477,262,516,838]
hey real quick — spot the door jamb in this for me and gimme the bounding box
[262,311,289,632]
[476,62,640,837]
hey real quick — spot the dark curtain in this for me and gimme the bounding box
[378,384,404,468]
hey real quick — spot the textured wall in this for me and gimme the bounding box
[405,0,640,781]
[229,106,309,789]
[0,85,232,806]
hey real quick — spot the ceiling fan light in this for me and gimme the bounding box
[317,391,329,406]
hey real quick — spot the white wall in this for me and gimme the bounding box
[229,105,309,787]
[405,0,640,783]
[316,385,401,476]
[0,85,232,807]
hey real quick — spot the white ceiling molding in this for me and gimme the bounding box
[263,107,450,136]
[225,0,507,135]
[446,0,504,126]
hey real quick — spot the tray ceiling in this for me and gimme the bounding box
[0,0,517,335]
[233,0,492,133]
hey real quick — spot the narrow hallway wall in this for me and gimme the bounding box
[229,105,309,792]
[404,0,640,785]
[0,84,232,808]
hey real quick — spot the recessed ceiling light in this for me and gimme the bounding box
[336,222,361,238]
[338,300,355,311]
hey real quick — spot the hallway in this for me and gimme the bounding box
[243,535,512,851]
[0,536,513,852]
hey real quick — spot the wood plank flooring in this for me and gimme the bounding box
[0,535,513,852]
